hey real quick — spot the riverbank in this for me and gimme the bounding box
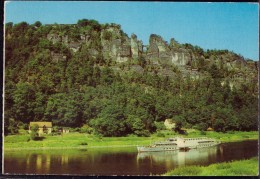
[3,130,258,150]
[180,130,258,143]
[163,157,258,176]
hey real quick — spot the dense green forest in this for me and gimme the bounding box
[4,19,258,136]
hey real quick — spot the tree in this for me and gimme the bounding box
[30,124,39,140]
[197,57,206,71]
[103,30,112,40]
[12,21,30,37]
[90,103,127,136]
[4,20,258,136]
[5,22,13,35]
[213,118,225,132]
[154,121,166,131]
[196,123,208,131]
[5,22,13,28]
[208,63,223,79]
[33,21,42,28]
[13,82,35,123]
[222,80,231,104]
[5,118,18,135]
[125,115,150,136]
[77,19,101,31]
[100,67,115,85]
[174,116,184,134]
[138,55,146,68]
[44,92,84,127]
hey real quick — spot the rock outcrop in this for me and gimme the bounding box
[130,34,143,59]
[101,26,132,62]
[45,22,257,86]
[145,34,194,67]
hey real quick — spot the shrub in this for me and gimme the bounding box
[227,131,235,134]
[127,134,137,137]
[23,123,29,130]
[8,126,18,135]
[70,127,80,132]
[80,124,93,134]
[30,130,39,140]
[103,30,112,40]
[30,124,39,140]
[135,130,150,137]
[200,131,206,135]
[154,121,166,131]
[157,132,165,137]
[98,135,103,140]
[80,142,88,145]
[197,123,208,131]
[93,133,103,140]
[52,126,59,132]
[5,118,19,135]
[17,121,24,129]
[51,126,62,135]
[185,123,193,129]
[18,129,28,135]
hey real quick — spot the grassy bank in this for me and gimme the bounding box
[4,132,153,150]
[163,157,259,176]
[179,130,258,143]
[4,130,258,150]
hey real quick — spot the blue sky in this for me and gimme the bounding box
[5,1,259,60]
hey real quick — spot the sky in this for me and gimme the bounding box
[5,1,259,60]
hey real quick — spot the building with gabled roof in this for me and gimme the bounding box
[29,122,52,135]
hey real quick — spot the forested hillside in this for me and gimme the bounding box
[4,19,258,136]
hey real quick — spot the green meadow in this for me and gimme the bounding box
[4,130,258,150]
[163,157,258,176]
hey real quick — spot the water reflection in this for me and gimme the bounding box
[4,140,258,175]
[137,146,218,171]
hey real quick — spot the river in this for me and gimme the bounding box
[3,140,258,176]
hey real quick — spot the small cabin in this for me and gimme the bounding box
[164,119,176,130]
[29,122,52,135]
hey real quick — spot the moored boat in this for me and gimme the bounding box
[137,138,178,152]
[137,137,220,152]
[177,137,221,150]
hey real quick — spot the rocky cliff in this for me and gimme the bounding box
[44,21,258,88]
[4,20,259,134]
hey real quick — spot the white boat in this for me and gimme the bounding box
[177,137,221,150]
[137,138,178,152]
[137,137,221,152]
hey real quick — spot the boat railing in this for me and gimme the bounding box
[183,137,209,140]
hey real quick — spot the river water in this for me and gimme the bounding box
[3,140,258,176]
